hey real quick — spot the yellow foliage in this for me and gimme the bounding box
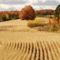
[28,18,43,27]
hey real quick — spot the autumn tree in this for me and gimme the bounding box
[19,5,35,20]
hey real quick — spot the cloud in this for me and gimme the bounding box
[40,0,47,3]
[0,0,60,11]
[56,0,60,3]
[31,0,60,6]
[0,0,59,6]
[42,0,59,6]
[0,0,27,4]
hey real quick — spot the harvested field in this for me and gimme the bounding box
[0,32,60,60]
[0,19,60,60]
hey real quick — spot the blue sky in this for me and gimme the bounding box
[0,0,60,11]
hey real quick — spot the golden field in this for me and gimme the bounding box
[0,18,60,60]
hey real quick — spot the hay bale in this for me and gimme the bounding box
[19,5,35,20]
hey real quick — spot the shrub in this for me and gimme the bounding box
[28,17,60,32]
[48,24,60,32]
[28,18,45,27]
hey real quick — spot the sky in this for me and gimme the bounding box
[0,0,60,11]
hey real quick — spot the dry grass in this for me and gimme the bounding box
[0,32,60,60]
[28,17,60,32]
[0,18,60,60]
[28,17,49,27]
[0,19,36,32]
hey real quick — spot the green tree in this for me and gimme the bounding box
[55,4,60,23]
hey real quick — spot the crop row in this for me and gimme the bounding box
[0,40,60,60]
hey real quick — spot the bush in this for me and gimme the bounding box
[48,24,60,32]
[0,13,19,22]
[9,14,19,20]
[28,17,60,32]
[28,18,45,27]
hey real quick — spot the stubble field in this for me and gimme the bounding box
[0,18,60,60]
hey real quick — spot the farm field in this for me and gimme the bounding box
[0,18,60,60]
[0,17,49,32]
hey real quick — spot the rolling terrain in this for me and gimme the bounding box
[0,19,60,60]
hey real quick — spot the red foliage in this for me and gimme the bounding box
[49,19,58,25]
[0,11,19,16]
[19,5,35,20]
[35,9,55,15]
